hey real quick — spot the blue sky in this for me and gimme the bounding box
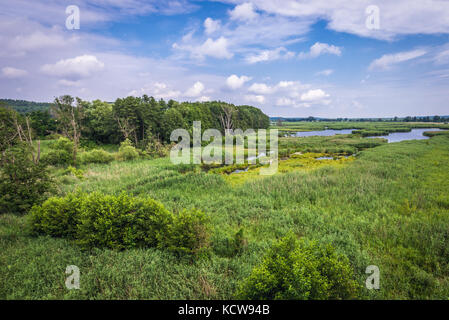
[1,0,449,117]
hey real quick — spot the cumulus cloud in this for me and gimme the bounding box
[128,82,181,99]
[185,81,205,97]
[245,80,327,108]
[197,96,211,102]
[245,94,265,104]
[41,55,105,79]
[369,49,427,71]
[173,36,233,60]
[204,18,220,35]
[172,2,312,63]
[226,74,252,89]
[229,2,258,21]
[275,86,330,108]
[2,67,28,78]
[245,47,295,64]
[300,89,330,103]
[276,81,296,88]
[299,42,342,59]
[248,82,275,95]
[276,97,295,106]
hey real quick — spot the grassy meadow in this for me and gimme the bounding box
[1,123,449,299]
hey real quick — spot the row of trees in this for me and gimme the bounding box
[49,95,269,159]
[86,95,269,145]
[0,99,51,113]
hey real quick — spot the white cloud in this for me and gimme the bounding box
[41,55,104,79]
[197,37,233,59]
[197,96,211,102]
[276,97,295,106]
[2,67,28,78]
[246,80,313,107]
[245,94,265,103]
[185,81,205,97]
[237,0,449,40]
[229,2,258,21]
[299,42,342,59]
[301,89,329,101]
[369,49,427,71]
[276,81,295,88]
[226,74,251,89]
[245,47,295,64]
[11,31,76,53]
[248,82,275,94]
[204,18,220,35]
[129,82,181,99]
[273,87,331,108]
[310,42,341,57]
[173,36,233,60]
[315,69,334,76]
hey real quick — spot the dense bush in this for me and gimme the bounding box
[29,192,83,237]
[237,233,360,300]
[76,192,172,250]
[0,144,52,215]
[41,137,74,166]
[162,209,210,255]
[29,192,210,254]
[79,149,115,164]
[117,139,139,161]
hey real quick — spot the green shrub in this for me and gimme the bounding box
[0,144,52,215]
[76,192,172,250]
[236,233,360,300]
[79,149,115,164]
[41,137,74,166]
[117,139,139,161]
[29,192,83,238]
[29,192,210,253]
[162,209,210,255]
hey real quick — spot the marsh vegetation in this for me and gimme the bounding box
[1,99,449,299]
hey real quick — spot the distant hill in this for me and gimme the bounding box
[0,99,52,113]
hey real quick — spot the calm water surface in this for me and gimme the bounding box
[365,128,445,143]
[291,128,446,143]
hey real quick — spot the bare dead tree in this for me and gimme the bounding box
[116,116,138,144]
[51,95,84,165]
[219,105,235,134]
[70,107,81,165]
[10,112,40,164]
